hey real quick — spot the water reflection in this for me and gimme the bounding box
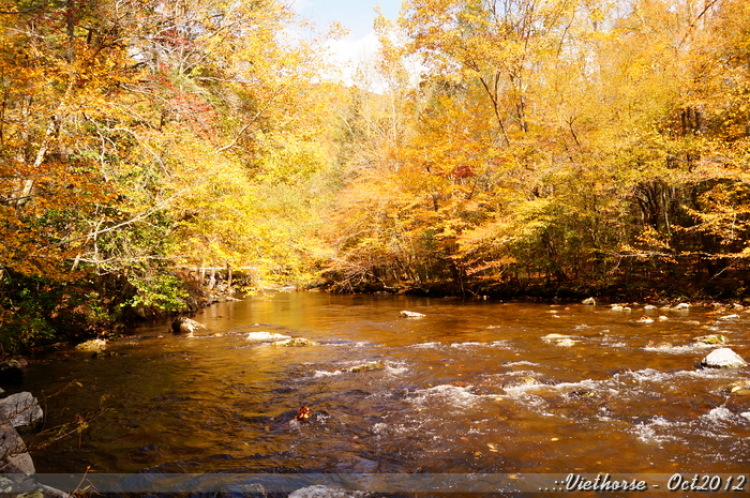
[22,292,750,492]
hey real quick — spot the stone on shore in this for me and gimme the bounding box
[0,393,43,428]
[701,348,747,369]
[172,316,207,335]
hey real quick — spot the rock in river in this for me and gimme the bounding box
[0,392,43,428]
[542,333,577,347]
[271,338,318,347]
[719,380,750,395]
[400,310,425,318]
[692,334,726,346]
[701,348,748,369]
[172,316,207,335]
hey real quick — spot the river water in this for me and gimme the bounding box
[22,292,750,496]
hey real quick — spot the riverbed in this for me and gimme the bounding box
[22,292,750,496]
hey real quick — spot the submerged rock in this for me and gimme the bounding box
[718,380,750,395]
[646,341,673,349]
[348,360,386,373]
[503,376,540,389]
[692,334,726,346]
[75,338,107,351]
[271,338,318,347]
[171,316,207,335]
[0,393,43,428]
[542,333,577,347]
[400,310,425,318]
[701,348,748,369]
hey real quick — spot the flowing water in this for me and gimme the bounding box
[20,292,750,496]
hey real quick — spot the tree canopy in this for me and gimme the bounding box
[1,0,749,350]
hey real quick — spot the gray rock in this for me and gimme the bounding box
[0,392,43,427]
[171,317,207,334]
[0,423,34,475]
[701,348,748,369]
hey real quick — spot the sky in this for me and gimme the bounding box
[287,0,404,82]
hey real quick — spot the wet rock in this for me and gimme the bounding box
[348,360,386,373]
[582,297,596,305]
[692,334,726,346]
[701,348,748,369]
[503,376,540,389]
[638,316,654,323]
[0,360,24,385]
[0,392,43,427]
[75,338,107,351]
[542,333,577,347]
[643,304,657,311]
[271,338,319,347]
[673,302,691,310]
[718,380,750,395]
[171,316,207,335]
[400,310,425,318]
[0,423,34,475]
[719,314,741,321]
[245,332,291,342]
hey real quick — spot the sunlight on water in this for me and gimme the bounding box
[20,292,750,495]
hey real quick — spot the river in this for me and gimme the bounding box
[21,291,750,496]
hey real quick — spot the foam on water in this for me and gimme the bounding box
[407,384,479,409]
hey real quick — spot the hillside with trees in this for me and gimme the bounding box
[1,0,749,351]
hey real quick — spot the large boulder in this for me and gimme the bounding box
[0,392,43,428]
[171,317,207,335]
[701,348,748,369]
